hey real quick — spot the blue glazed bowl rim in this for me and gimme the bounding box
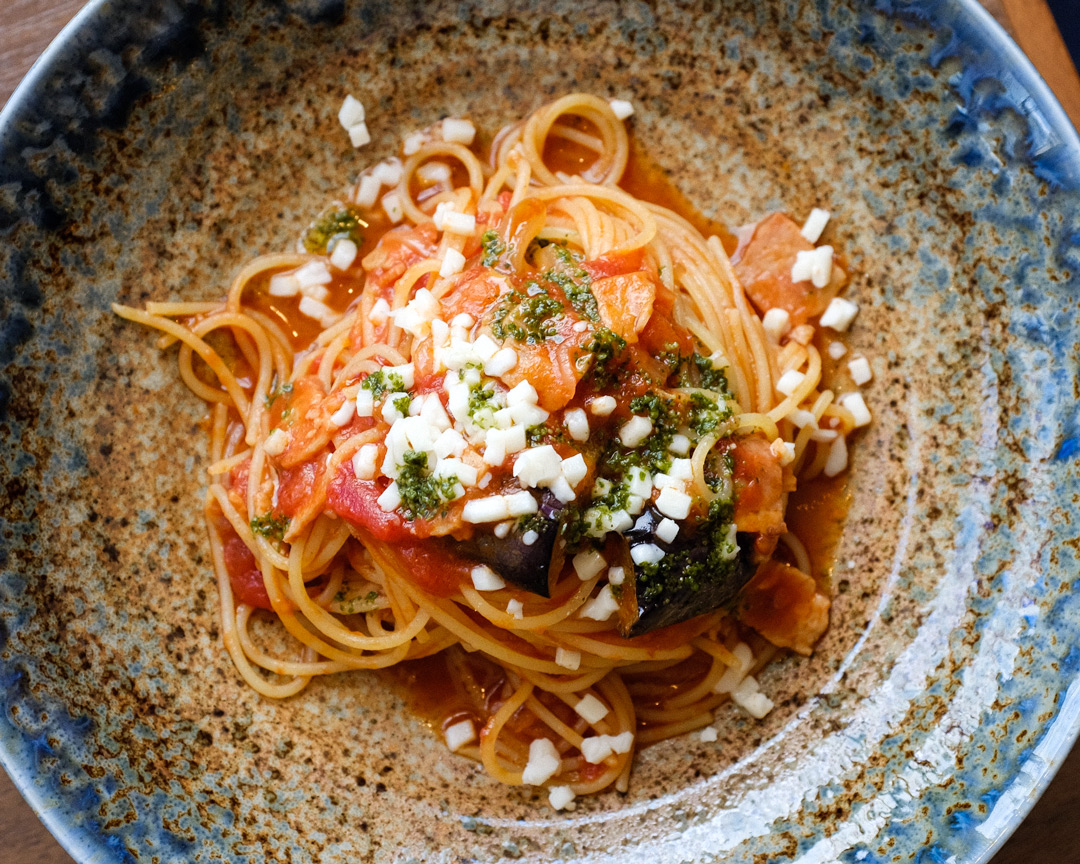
[0,1,1078,861]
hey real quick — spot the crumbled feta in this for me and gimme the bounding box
[762,308,791,342]
[348,122,371,148]
[338,95,365,129]
[828,340,848,360]
[439,248,466,278]
[441,117,476,145]
[589,396,617,416]
[776,369,806,397]
[655,517,679,544]
[555,648,581,670]
[330,237,358,270]
[848,356,872,385]
[609,98,634,120]
[655,486,692,520]
[800,208,830,244]
[264,428,288,457]
[574,694,610,725]
[381,190,404,223]
[619,415,653,448]
[791,245,834,288]
[573,549,607,581]
[819,297,859,332]
[522,738,561,785]
[839,392,872,428]
[564,408,590,442]
[580,584,620,621]
[444,719,476,752]
[823,435,848,477]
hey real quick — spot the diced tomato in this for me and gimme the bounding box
[440,268,504,322]
[732,212,845,327]
[582,247,644,280]
[276,457,328,533]
[362,223,440,290]
[219,525,273,610]
[730,434,786,540]
[327,462,413,542]
[591,270,656,345]
[502,310,593,411]
[393,542,474,598]
[275,376,331,469]
[638,282,696,360]
[740,559,830,656]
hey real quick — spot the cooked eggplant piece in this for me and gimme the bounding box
[622,506,754,636]
[457,492,564,597]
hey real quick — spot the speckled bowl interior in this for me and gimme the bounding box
[3,1,1080,861]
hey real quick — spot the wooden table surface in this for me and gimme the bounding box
[1,1,1078,861]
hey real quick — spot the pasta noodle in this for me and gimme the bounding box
[115,93,867,806]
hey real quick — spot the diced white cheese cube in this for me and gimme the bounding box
[484,346,518,377]
[505,490,538,517]
[762,307,791,342]
[800,207,830,244]
[607,731,633,753]
[444,718,476,752]
[369,297,391,325]
[376,481,401,512]
[549,476,577,503]
[770,437,796,467]
[506,381,538,407]
[580,736,614,764]
[264,428,288,457]
[713,642,754,694]
[548,785,576,811]
[823,435,848,477]
[355,174,382,209]
[580,584,620,621]
[514,445,563,487]
[348,122,371,148]
[297,296,340,328]
[506,598,524,619]
[471,565,506,591]
[828,340,848,360]
[435,457,478,487]
[791,245,834,288]
[402,130,426,155]
[619,415,653,448]
[819,297,859,332]
[589,396,617,416]
[668,434,691,456]
[296,261,333,289]
[561,453,588,487]
[573,549,607,581]
[732,675,774,719]
[441,117,476,145]
[699,726,719,743]
[848,356,872,385]
[669,458,693,481]
[839,392,872,428]
[355,389,375,418]
[607,566,625,586]
[655,486,693,520]
[371,158,403,186]
[555,648,581,670]
[381,190,404,223]
[630,543,665,566]
[521,529,539,546]
[352,443,379,480]
[462,495,511,523]
[508,402,548,427]
[439,247,466,278]
[330,398,355,428]
[521,738,561,786]
[776,369,806,397]
[442,210,476,235]
[609,98,634,120]
[563,408,590,442]
[417,160,451,184]
[574,694,610,725]
[268,273,300,297]
[338,94,365,129]
[626,467,653,499]
[655,518,679,544]
[329,237,358,271]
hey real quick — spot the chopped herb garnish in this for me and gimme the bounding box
[396,450,460,520]
[360,369,407,402]
[688,391,732,437]
[264,382,293,409]
[304,205,365,255]
[250,513,289,540]
[543,245,600,322]
[582,327,627,388]
[491,285,564,344]
[480,230,506,268]
[393,394,412,415]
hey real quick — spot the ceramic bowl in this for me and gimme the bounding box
[2,1,1079,861]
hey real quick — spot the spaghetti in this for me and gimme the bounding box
[115,93,869,807]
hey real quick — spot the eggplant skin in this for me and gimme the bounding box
[623,507,753,636]
[455,492,563,597]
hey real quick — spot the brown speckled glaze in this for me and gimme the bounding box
[3,1,1080,862]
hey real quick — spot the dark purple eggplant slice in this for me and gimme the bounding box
[622,506,753,636]
[456,492,563,597]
